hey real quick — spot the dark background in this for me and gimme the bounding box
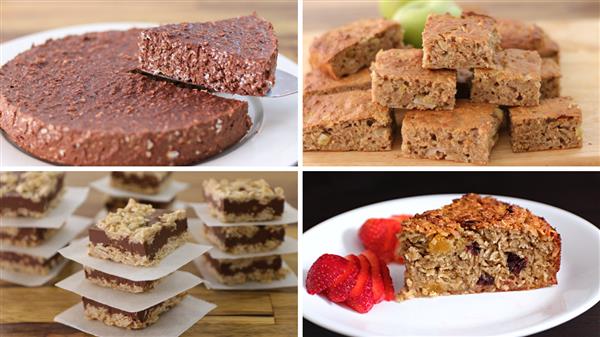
[303,172,599,337]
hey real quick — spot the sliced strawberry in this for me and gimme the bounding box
[325,254,360,302]
[362,250,385,303]
[359,218,388,252]
[306,254,348,295]
[345,254,374,313]
[381,262,395,301]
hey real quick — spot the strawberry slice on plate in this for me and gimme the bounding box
[326,254,360,303]
[345,254,374,313]
[381,261,395,301]
[306,254,348,295]
[362,250,385,303]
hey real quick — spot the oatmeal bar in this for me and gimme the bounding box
[202,254,286,285]
[203,223,285,254]
[84,267,161,293]
[401,100,503,164]
[471,49,541,106]
[110,172,171,195]
[371,49,456,110]
[202,179,285,223]
[309,18,403,79]
[138,15,278,96]
[0,172,65,217]
[422,12,500,69]
[83,293,185,329]
[398,194,561,301]
[509,97,582,153]
[0,251,63,275]
[0,227,59,247]
[497,18,560,61]
[541,58,561,99]
[303,90,393,151]
[88,199,188,266]
[304,69,371,97]
[104,196,175,213]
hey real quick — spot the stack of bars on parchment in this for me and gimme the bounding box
[104,172,176,211]
[303,12,582,165]
[54,197,215,334]
[0,172,90,286]
[193,178,297,287]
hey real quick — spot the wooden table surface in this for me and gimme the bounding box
[302,2,600,166]
[0,0,298,62]
[0,172,298,337]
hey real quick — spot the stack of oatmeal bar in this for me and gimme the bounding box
[104,172,174,211]
[0,172,89,282]
[56,199,212,330]
[304,12,582,164]
[197,178,294,286]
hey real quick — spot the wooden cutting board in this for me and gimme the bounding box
[0,173,298,337]
[303,19,600,166]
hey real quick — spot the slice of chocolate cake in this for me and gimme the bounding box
[138,14,278,96]
[398,194,561,300]
[0,172,65,218]
[88,199,188,266]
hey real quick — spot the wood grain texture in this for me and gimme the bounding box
[0,172,297,337]
[302,19,600,166]
[0,0,298,61]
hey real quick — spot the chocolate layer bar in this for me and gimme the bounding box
[202,179,285,222]
[0,251,63,275]
[84,267,160,293]
[110,172,172,195]
[0,227,59,247]
[138,14,278,96]
[0,172,65,217]
[203,254,286,285]
[203,223,285,254]
[104,196,175,213]
[88,199,188,266]
[83,293,185,329]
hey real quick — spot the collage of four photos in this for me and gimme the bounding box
[0,0,599,336]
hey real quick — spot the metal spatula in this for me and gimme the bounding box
[135,69,297,98]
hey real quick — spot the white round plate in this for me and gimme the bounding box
[0,22,298,167]
[302,194,600,337]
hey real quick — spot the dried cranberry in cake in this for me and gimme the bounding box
[138,14,278,96]
[398,194,561,301]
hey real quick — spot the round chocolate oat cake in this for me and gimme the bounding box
[0,29,251,165]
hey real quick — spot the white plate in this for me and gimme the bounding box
[302,194,600,337]
[0,22,298,167]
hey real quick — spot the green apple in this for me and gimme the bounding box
[392,0,461,48]
[378,0,413,19]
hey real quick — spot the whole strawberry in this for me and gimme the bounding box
[358,215,412,263]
